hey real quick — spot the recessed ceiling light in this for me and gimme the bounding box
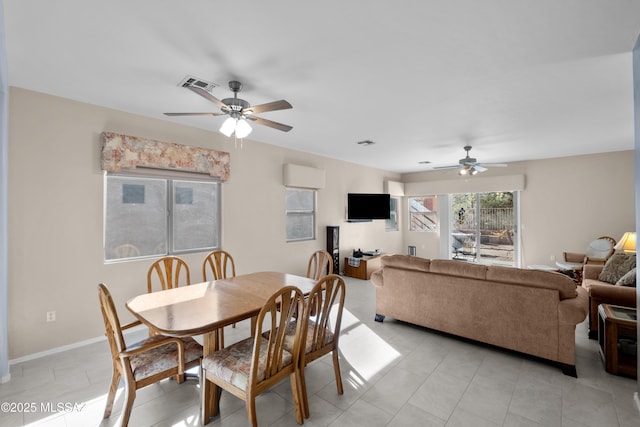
[357,140,375,146]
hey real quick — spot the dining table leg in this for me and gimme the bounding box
[201,328,223,425]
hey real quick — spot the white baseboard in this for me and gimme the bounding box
[8,324,146,366]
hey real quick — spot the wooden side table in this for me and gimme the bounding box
[598,304,637,378]
[343,255,382,280]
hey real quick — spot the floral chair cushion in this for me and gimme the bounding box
[202,337,293,391]
[129,336,202,381]
[263,320,334,354]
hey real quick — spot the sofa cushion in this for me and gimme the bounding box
[430,259,487,280]
[380,254,430,273]
[598,253,636,284]
[486,266,578,300]
[615,267,636,287]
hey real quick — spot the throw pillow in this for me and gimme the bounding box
[598,253,636,284]
[615,267,636,287]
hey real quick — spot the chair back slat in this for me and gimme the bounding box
[202,250,236,281]
[147,256,190,293]
[250,286,304,388]
[306,250,333,281]
[303,275,346,356]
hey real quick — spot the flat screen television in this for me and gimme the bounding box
[347,193,391,220]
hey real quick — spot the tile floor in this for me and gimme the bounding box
[1,277,639,427]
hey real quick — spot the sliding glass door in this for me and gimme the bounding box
[450,192,519,266]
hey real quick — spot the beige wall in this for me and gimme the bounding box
[7,87,635,360]
[7,88,402,359]
[401,151,635,266]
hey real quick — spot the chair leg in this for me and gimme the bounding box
[290,372,305,424]
[246,397,258,427]
[332,350,344,395]
[201,374,221,423]
[103,368,121,418]
[297,368,310,419]
[120,381,136,427]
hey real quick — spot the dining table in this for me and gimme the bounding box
[126,271,317,425]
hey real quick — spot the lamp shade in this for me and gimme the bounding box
[235,119,252,138]
[219,116,252,139]
[220,117,236,137]
[614,232,636,253]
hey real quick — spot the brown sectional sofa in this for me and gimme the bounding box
[370,254,589,376]
[581,264,636,339]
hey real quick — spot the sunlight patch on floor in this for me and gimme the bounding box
[338,309,401,381]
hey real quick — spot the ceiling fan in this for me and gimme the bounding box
[165,80,293,138]
[433,145,508,175]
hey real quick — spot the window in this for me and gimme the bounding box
[104,173,220,261]
[286,187,315,242]
[449,191,519,266]
[409,196,438,231]
[385,197,399,231]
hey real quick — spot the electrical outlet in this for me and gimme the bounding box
[46,311,56,322]
[550,255,556,262]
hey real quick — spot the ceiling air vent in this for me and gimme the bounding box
[178,75,218,92]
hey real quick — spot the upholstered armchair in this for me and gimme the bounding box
[581,260,636,338]
[556,236,616,271]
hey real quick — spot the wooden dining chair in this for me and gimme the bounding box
[202,249,238,332]
[147,256,191,293]
[295,274,346,418]
[98,283,202,427]
[200,286,306,426]
[306,250,333,280]
[202,249,236,281]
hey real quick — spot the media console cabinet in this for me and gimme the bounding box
[343,255,383,280]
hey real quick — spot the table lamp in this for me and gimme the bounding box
[614,232,636,253]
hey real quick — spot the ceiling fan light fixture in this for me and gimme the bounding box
[458,166,469,175]
[235,118,252,138]
[220,117,236,137]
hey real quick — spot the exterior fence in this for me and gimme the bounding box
[455,208,513,232]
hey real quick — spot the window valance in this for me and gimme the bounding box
[404,174,525,196]
[101,132,230,181]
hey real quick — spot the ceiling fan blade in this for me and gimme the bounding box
[478,163,508,167]
[247,116,293,132]
[164,112,226,116]
[245,100,292,115]
[185,85,229,110]
[473,165,488,172]
[431,165,460,170]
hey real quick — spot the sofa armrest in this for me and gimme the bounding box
[589,283,637,307]
[583,264,604,280]
[563,251,586,263]
[584,257,607,266]
[559,286,589,325]
[370,269,383,288]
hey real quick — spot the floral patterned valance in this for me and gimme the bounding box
[101,132,230,181]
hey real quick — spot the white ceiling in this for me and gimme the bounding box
[4,1,640,173]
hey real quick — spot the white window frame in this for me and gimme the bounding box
[445,191,521,267]
[385,197,399,231]
[285,187,316,242]
[104,170,221,262]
